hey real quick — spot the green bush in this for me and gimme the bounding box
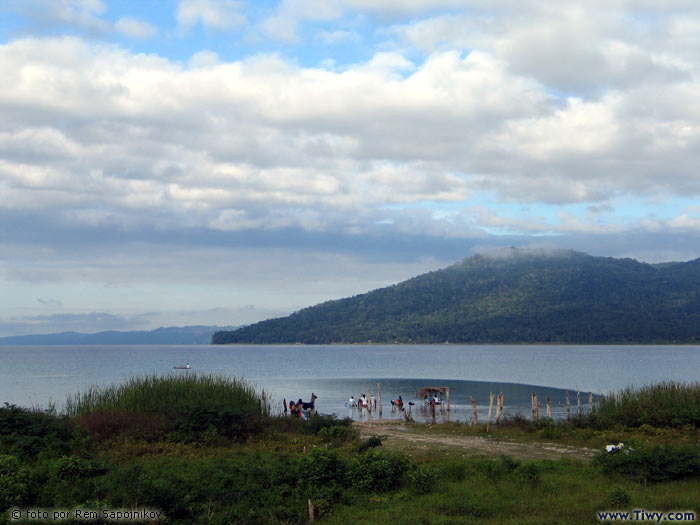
[472,456,519,489]
[499,454,520,472]
[99,455,303,524]
[0,404,71,460]
[409,464,438,493]
[73,411,168,442]
[515,462,541,487]
[298,448,346,492]
[607,485,631,507]
[268,413,353,439]
[438,460,469,482]
[355,435,383,453]
[347,450,408,493]
[169,399,262,443]
[318,424,358,444]
[594,442,700,484]
[0,454,29,509]
[303,414,353,435]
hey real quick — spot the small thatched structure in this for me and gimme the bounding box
[416,386,450,399]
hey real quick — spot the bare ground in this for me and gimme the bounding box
[352,419,597,461]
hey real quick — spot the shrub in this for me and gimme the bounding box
[0,454,29,509]
[594,442,700,484]
[0,404,71,460]
[499,454,520,472]
[607,485,631,507]
[355,435,383,453]
[318,424,358,444]
[73,411,169,443]
[439,460,469,482]
[409,464,438,493]
[29,455,109,508]
[303,414,353,435]
[298,448,347,492]
[169,399,262,443]
[472,456,518,489]
[515,462,541,487]
[49,455,107,481]
[267,413,353,439]
[347,450,408,493]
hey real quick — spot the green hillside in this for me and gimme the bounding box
[212,249,700,344]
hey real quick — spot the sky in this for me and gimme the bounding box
[1,0,700,336]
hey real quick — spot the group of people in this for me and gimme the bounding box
[348,394,407,409]
[348,394,376,409]
[390,396,404,408]
[422,394,442,409]
[285,393,317,418]
[288,399,304,418]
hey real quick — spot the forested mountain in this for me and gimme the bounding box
[212,249,700,344]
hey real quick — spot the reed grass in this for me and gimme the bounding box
[64,373,267,419]
[593,381,700,428]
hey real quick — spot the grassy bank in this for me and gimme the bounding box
[592,381,700,429]
[1,378,699,524]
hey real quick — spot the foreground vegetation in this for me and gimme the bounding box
[1,377,699,524]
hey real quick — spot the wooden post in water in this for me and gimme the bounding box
[486,392,494,432]
[470,395,478,426]
[546,397,552,420]
[577,388,582,418]
[566,391,571,422]
[378,383,382,417]
[531,393,539,421]
[495,393,504,424]
[446,388,450,412]
[589,392,593,415]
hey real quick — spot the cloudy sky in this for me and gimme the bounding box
[1,0,700,336]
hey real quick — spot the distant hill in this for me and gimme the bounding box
[212,249,700,344]
[0,325,238,345]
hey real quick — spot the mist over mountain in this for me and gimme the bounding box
[0,326,237,345]
[213,249,700,344]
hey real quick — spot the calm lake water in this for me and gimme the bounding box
[2,344,699,422]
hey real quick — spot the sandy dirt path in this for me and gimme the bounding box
[352,420,597,461]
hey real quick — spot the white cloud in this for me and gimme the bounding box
[668,213,700,231]
[317,29,360,45]
[115,17,157,39]
[2,34,700,243]
[6,0,111,35]
[261,0,344,42]
[189,50,221,68]
[176,0,246,31]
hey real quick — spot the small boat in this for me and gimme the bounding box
[173,363,191,369]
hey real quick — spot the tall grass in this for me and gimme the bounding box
[64,373,266,419]
[592,381,700,428]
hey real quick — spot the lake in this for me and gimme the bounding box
[2,344,699,422]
